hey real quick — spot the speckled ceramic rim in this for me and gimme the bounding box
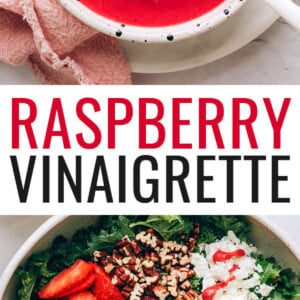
[58,0,247,43]
[0,215,299,298]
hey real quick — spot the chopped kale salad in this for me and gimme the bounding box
[17,216,300,300]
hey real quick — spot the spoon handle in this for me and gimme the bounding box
[264,0,300,31]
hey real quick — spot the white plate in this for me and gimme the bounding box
[123,0,279,73]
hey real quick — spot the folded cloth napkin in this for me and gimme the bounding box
[0,0,131,84]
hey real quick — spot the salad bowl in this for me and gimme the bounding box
[58,0,247,43]
[0,215,299,299]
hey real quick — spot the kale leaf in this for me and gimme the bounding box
[86,216,135,254]
[256,255,281,284]
[17,269,37,300]
[182,215,250,244]
[129,215,188,240]
[255,254,300,299]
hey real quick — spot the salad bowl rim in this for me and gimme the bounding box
[0,215,299,298]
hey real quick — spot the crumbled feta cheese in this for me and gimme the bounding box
[255,284,274,297]
[191,231,274,299]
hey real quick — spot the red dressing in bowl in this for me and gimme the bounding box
[79,0,226,27]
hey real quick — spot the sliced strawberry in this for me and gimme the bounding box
[65,291,97,300]
[38,259,94,299]
[92,264,123,300]
[57,273,96,298]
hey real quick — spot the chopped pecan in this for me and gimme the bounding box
[122,285,134,299]
[180,280,192,291]
[160,274,168,286]
[93,250,106,262]
[113,250,124,265]
[149,252,159,262]
[136,231,162,250]
[171,268,195,282]
[192,224,200,236]
[166,275,178,297]
[168,285,179,297]
[163,241,188,254]
[94,225,201,299]
[94,251,117,267]
[143,269,160,281]
[116,236,142,256]
[145,275,160,286]
[180,290,201,300]
[113,266,139,287]
[122,291,131,299]
[130,283,146,300]
[142,259,154,269]
[160,253,175,265]
[103,262,115,274]
[188,238,196,251]
[179,255,191,266]
[112,275,125,287]
[152,286,170,300]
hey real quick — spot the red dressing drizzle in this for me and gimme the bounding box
[201,264,239,300]
[213,249,246,263]
[202,248,246,300]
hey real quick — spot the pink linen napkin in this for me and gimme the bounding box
[0,0,131,84]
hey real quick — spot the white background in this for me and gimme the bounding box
[0,85,299,215]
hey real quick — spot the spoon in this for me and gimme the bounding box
[263,0,300,30]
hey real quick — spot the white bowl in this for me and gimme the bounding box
[58,0,247,43]
[0,216,299,299]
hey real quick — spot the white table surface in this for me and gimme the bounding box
[0,215,299,276]
[0,13,300,84]
[132,17,300,84]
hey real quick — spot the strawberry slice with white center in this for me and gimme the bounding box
[38,260,95,299]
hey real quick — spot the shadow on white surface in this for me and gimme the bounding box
[0,63,40,85]
[132,20,300,84]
